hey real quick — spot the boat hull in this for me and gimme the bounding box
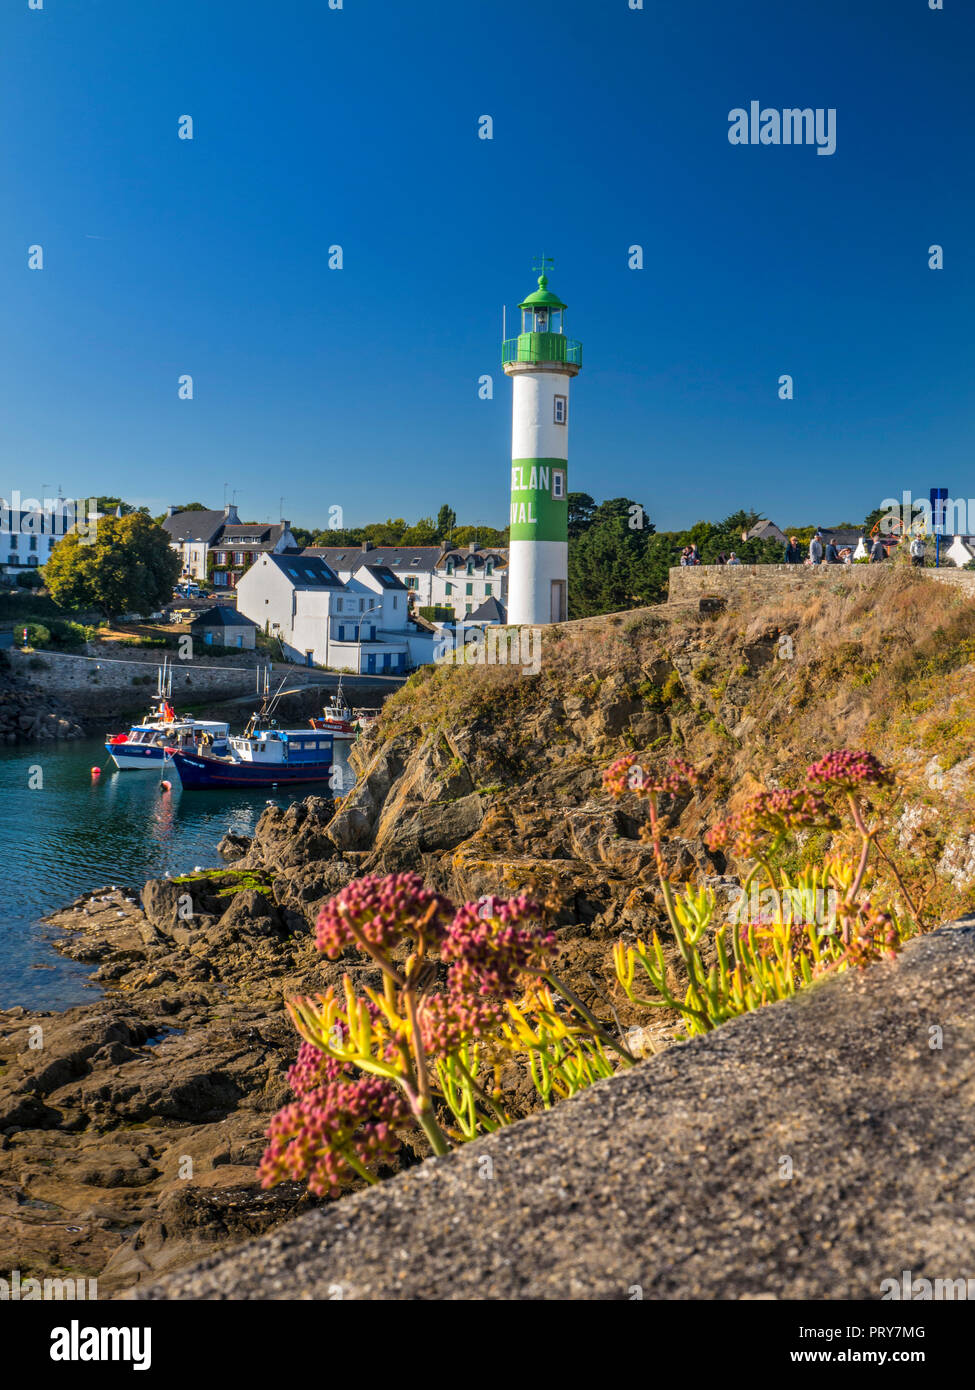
[171,750,335,789]
[309,718,356,741]
[105,743,168,770]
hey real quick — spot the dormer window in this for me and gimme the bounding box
[446,560,455,576]
[466,559,474,575]
[485,559,493,576]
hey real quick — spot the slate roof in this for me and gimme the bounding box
[438,549,508,572]
[302,546,444,573]
[360,564,407,591]
[263,553,344,588]
[162,510,227,544]
[467,597,508,623]
[189,605,259,629]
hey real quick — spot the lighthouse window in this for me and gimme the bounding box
[554,395,567,425]
[535,309,548,331]
[552,469,566,500]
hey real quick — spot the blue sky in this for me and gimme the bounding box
[2,0,972,532]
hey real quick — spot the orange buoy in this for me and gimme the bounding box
[91,767,101,778]
[160,779,172,792]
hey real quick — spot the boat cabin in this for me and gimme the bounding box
[228,728,333,764]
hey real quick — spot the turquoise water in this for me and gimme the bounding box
[0,735,353,1011]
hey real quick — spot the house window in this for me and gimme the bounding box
[552,469,566,500]
[392,596,398,609]
[466,559,474,575]
[28,535,37,551]
[485,560,493,576]
[445,582,452,596]
[465,604,472,615]
[338,624,345,641]
[485,583,492,596]
[27,556,39,567]
[8,535,17,550]
[465,582,473,596]
[446,562,454,576]
[216,552,227,564]
[234,551,245,565]
[8,555,17,567]
[554,395,567,425]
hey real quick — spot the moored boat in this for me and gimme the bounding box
[170,727,335,788]
[309,680,380,740]
[105,661,231,770]
[170,672,334,789]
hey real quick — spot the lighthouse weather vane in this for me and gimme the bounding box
[533,253,555,281]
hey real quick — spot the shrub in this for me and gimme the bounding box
[20,622,51,648]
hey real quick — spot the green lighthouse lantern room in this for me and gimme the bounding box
[502,261,583,369]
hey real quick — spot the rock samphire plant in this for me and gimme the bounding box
[607,748,917,1037]
[260,874,635,1197]
[262,749,921,1197]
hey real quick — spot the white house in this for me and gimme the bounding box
[430,544,508,621]
[236,553,433,672]
[0,496,108,578]
[162,504,300,584]
[302,542,444,608]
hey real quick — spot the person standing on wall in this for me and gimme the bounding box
[809,531,824,565]
[910,534,926,568]
[783,536,803,564]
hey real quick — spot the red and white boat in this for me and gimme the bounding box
[309,682,379,741]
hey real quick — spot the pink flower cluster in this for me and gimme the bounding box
[315,871,454,958]
[442,895,554,995]
[806,749,893,793]
[707,788,838,857]
[603,753,700,800]
[410,896,554,1058]
[417,988,502,1057]
[259,1073,408,1198]
[286,1040,347,1097]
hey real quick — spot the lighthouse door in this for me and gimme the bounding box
[550,580,566,623]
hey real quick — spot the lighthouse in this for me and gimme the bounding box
[503,259,582,625]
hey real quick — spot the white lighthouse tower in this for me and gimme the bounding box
[503,258,582,625]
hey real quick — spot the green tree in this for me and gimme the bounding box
[436,504,457,543]
[451,524,508,548]
[401,516,440,545]
[567,492,597,538]
[43,513,181,622]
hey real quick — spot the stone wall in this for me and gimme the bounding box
[668,563,975,603]
[5,649,267,717]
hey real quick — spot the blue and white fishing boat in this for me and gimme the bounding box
[105,659,230,770]
[169,674,334,790]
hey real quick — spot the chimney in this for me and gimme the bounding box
[281,519,290,530]
[362,540,374,551]
[224,504,239,521]
[467,542,479,554]
[166,505,177,518]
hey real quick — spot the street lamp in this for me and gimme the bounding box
[355,605,382,676]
